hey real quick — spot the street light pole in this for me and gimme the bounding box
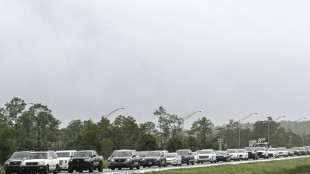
[238,113,258,149]
[295,117,306,146]
[267,116,285,145]
[182,111,202,139]
[102,108,125,118]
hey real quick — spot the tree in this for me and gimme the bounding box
[165,135,183,152]
[191,117,213,149]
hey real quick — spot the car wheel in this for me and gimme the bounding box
[53,165,59,174]
[118,167,122,170]
[187,161,190,165]
[89,163,94,172]
[98,161,103,172]
[130,162,134,169]
[79,170,83,173]
[68,169,73,173]
[158,161,162,167]
[111,167,115,170]
[136,162,140,169]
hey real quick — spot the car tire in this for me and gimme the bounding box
[111,167,115,170]
[79,170,83,173]
[89,163,94,173]
[98,161,103,172]
[187,161,190,165]
[118,167,122,170]
[45,166,49,174]
[53,165,59,174]
[68,169,73,173]
[136,162,140,169]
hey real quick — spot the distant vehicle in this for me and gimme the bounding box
[254,138,269,148]
[277,147,288,157]
[287,149,295,157]
[227,149,239,161]
[107,150,118,168]
[215,151,231,162]
[292,147,301,156]
[68,150,103,173]
[197,149,216,163]
[268,148,279,158]
[236,149,248,160]
[164,153,182,166]
[298,147,307,155]
[142,151,166,168]
[5,151,30,174]
[244,147,258,160]
[20,149,59,174]
[176,149,195,165]
[109,150,140,170]
[56,150,76,171]
[303,146,310,155]
[192,152,198,163]
[137,151,148,167]
[256,147,269,159]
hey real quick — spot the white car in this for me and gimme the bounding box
[192,152,198,163]
[227,149,239,161]
[277,147,288,157]
[237,149,248,160]
[56,150,76,171]
[164,153,182,166]
[197,149,216,164]
[268,148,279,158]
[20,149,59,174]
[256,147,269,159]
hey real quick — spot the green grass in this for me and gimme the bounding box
[152,157,310,174]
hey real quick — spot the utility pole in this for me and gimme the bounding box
[102,108,125,118]
[182,111,202,139]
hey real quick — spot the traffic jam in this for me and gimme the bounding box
[3,139,310,174]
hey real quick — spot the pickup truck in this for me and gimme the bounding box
[68,150,103,173]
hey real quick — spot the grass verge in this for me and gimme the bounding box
[152,157,310,174]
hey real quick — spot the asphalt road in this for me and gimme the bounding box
[61,156,309,174]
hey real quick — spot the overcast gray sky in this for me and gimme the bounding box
[1,0,310,128]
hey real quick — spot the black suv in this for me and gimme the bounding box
[68,150,103,173]
[5,151,30,174]
[109,150,140,170]
[142,151,166,168]
[176,149,195,165]
[245,147,258,160]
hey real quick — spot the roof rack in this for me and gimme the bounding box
[33,148,52,151]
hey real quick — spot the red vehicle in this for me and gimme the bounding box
[287,149,295,157]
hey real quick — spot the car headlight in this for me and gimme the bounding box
[5,160,10,165]
[39,161,46,165]
[21,162,26,166]
[126,159,130,162]
[84,158,90,162]
[142,158,145,161]
[111,159,114,162]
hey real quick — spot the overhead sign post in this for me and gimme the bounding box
[218,138,224,150]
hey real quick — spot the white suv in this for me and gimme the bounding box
[20,150,59,174]
[56,150,76,171]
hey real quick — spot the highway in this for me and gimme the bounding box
[60,155,309,174]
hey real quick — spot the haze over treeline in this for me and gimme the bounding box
[1,97,309,163]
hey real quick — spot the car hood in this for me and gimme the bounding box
[24,159,48,162]
[166,157,177,160]
[72,157,91,160]
[58,157,71,160]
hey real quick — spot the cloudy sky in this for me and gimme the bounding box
[1,0,310,128]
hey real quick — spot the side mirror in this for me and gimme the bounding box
[71,156,74,158]
[189,153,192,155]
[133,155,136,158]
[161,155,164,157]
[92,155,96,157]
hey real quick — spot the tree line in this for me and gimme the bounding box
[0,98,307,162]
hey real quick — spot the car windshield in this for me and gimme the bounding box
[299,147,306,150]
[111,151,118,156]
[137,152,147,157]
[146,152,161,157]
[56,152,70,157]
[75,152,92,157]
[115,151,132,157]
[227,150,236,153]
[245,147,254,151]
[200,151,211,154]
[292,147,299,150]
[269,149,276,151]
[256,147,265,151]
[11,152,29,159]
[176,150,189,155]
[165,153,177,158]
[28,153,48,159]
[216,151,226,155]
[237,150,246,153]
[277,147,286,150]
